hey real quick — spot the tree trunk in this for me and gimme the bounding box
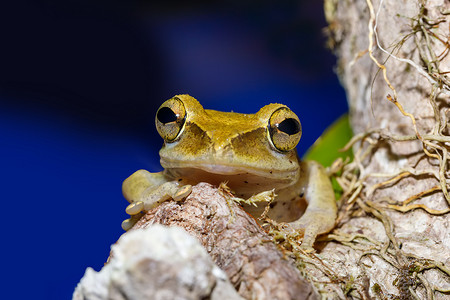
[320,0,450,298]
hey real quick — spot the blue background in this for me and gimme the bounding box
[0,1,347,299]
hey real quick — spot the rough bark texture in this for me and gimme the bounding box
[316,0,450,298]
[74,183,318,300]
[131,183,318,300]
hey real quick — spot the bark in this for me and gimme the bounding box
[319,0,450,299]
[74,183,318,300]
[129,183,317,300]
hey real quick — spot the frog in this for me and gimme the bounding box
[121,94,337,250]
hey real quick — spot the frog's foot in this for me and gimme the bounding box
[121,177,193,231]
[136,182,192,210]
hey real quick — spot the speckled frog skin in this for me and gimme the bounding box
[122,94,337,250]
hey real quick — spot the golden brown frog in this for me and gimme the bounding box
[121,94,337,250]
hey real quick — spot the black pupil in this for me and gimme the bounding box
[277,118,300,135]
[157,107,178,124]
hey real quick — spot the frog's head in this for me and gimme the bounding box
[155,94,302,185]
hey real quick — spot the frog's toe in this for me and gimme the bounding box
[173,184,192,201]
[121,218,134,231]
[125,201,144,215]
[121,214,142,231]
[284,222,317,252]
[299,227,318,252]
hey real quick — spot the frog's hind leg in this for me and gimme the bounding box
[290,161,337,251]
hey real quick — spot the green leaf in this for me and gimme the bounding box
[303,113,353,167]
[303,114,353,198]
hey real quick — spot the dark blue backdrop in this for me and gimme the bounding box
[0,1,347,299]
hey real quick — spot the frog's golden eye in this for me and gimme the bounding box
[155,97,186,142]
[268,107,302,152]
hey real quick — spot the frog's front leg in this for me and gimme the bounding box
[121,169,191,230]
[289,161,337,251]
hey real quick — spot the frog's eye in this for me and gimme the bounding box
[268,107,302,152]
[156,97,186,142]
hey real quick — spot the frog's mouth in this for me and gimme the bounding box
[188,163,254,175]
[161,158,298,194]
[161,158,297,178]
